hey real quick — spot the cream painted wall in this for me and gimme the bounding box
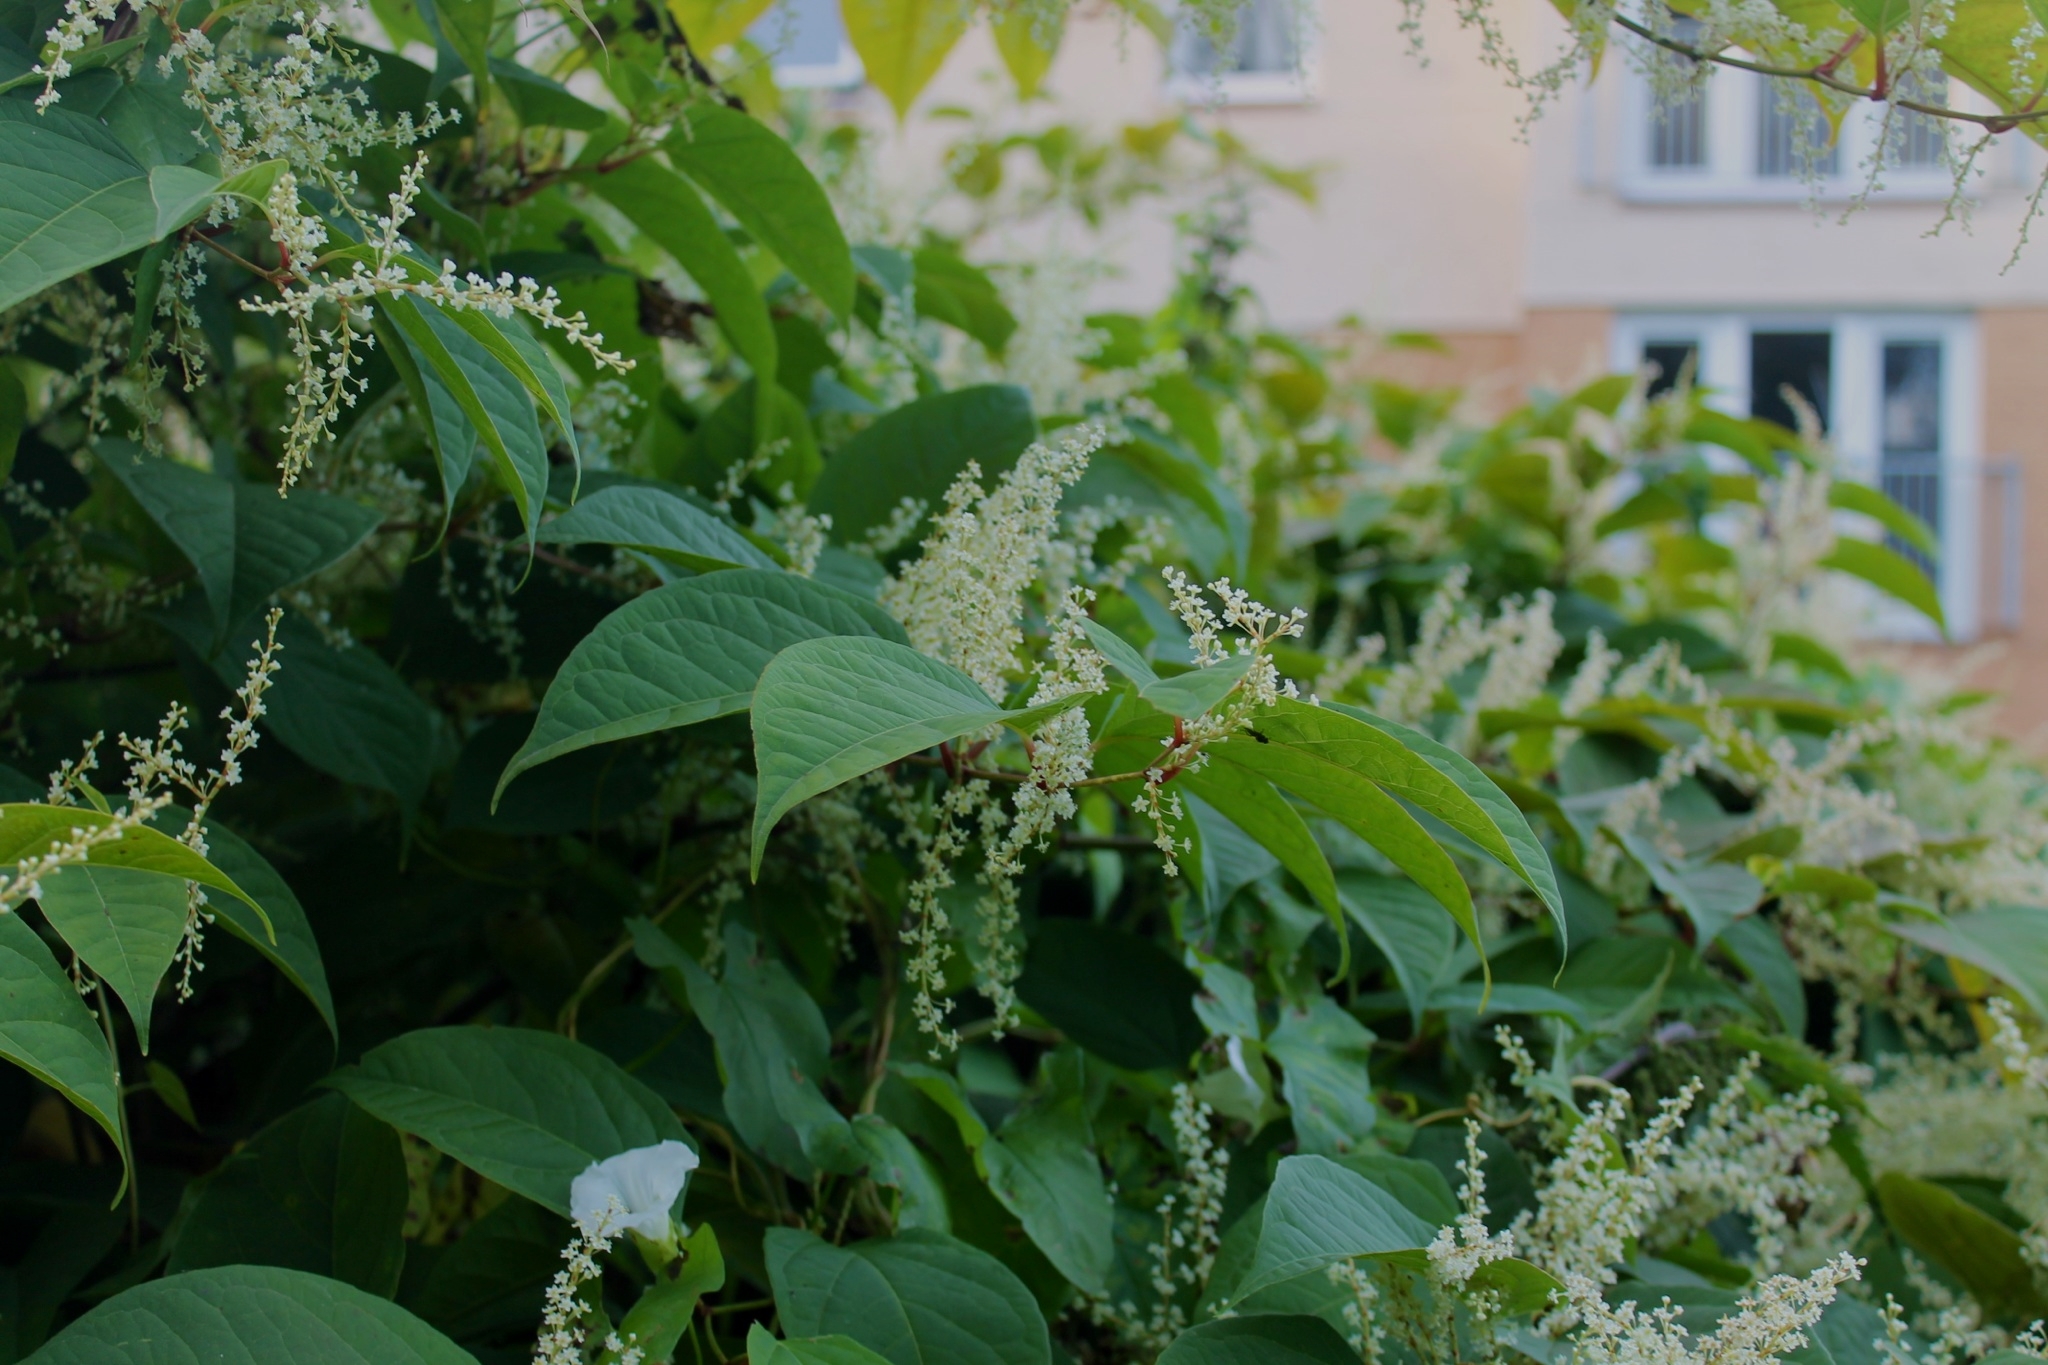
[1520,22,2048,309]
[862,0,2048,327]
[871,0,1541,334]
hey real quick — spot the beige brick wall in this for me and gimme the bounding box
[1888,308,2048,748]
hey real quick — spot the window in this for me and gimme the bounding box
[1880,341,1943,574]
[1882,73,1948,170]
[1618,58,1955,200]
[1749,331,1831,432]
[749,0,862,88]
[1649,81,1708,168]
[1756,84,1838,178]
[1611,314,1984,639]
[1643,340,1699,399]
[1645,17,1708,169]
[1167,0,1312,103]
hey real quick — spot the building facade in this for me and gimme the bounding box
[761,0,2048,739]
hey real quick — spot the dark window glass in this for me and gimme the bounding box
[1880,341,1943,573]
[1749,331,1831,432]
[1644,341,1699,399]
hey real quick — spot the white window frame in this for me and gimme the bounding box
[1610,312,1981,641]
[1615,56,1958,203]
[1163,0,1318,106]
[749,0,863,89]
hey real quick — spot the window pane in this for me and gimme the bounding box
[1882,342,1942,453]
[1884,74,1948,168]
[1643,340,1698,399]
[1649,83,1708,167]
[1756,84,1838,177]
[750,0,846,68]
[1880,342,1943,572]
[1749,331,1831,432]
[1172,0,1301,77]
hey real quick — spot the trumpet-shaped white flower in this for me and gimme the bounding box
[569,1140,699,1241]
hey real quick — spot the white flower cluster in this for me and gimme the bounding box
[31,0,120,110]
[881,429,1103,701]
[1425,1120,1519,1292]
[117,607,285,998]
[246,157,631,489]
[1489,1032,1836,1310]
[1088,1084,1230,1356]
[1369,569,1560,733]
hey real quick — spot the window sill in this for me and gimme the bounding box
[1164,72,1315,107]
[1612,172,1962,205]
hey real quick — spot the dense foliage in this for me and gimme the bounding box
[5,3,2048,1365]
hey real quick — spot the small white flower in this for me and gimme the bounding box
[569,1140,699,1241]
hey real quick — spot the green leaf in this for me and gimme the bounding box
[1157,1316,1362,1365]
[35,865,185,1053]
[1830,481,1936,556]
[0,802,264,924]
[432,0,494,90]
[748,1325,898,1365]
[1818,539,1945,629]
[224,616,442,811]
[585,156,779,383]
[748,636,1087,875]
[489,57,605,128]
[374,310,475,533]
[1718,915,1807,1036]
[808,385,1037,546]
[1336,870,1457,1026]
[169,1093,408,1298]
[328,1026,687,1215]
[102,443,381,638]
[1077,619,1158,688]
[980,1095,1114,1294]
[1209,735,1482,976]
[533,484,778,571]
[851,1114,951,1232]
[766,1228,1051,1365]
[497,569,904,805]
[840,0,973,119]
[667,0,776,48]
[382,294,549,542]
[0,102,225,313]
[1319,703,1566,941]
[0,363,23,483]
[672,921,860,1179]
[1143,656,1255,718]
[1887,906,2048,1017]
[664,103,856,319]
[0,914,123,1182]
[613,1223,725,1362]
[911,247,1018,354]
[24,1265,477,1365]
[1877,1172,2048,1323]
[1230,1154,1436,1303]
[402,1197,565,1340]
[1619,833,1765,948]
[1265,996,1379,1157]
[190,815,337,1042]
[989,6,1063,99]
[1179,752,1340,927]
[1015,918,1204,1072]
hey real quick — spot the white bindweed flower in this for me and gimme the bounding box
[569,1140,699,1242]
